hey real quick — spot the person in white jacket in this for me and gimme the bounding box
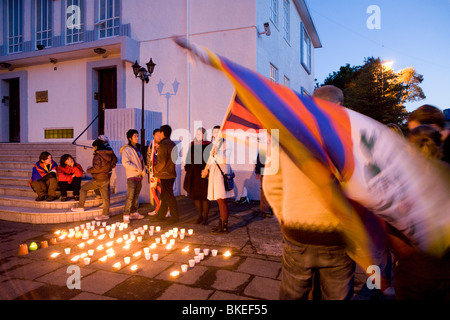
[120,129,146,220]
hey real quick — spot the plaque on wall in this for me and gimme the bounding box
[36,91,48,103]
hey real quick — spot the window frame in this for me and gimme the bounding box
[7,0,23,54]
[270,0,278,26]
[300,23,312,74]
[283,0,290,42]
[97,0,121,39]
[65,0,85,45]
[35,0,53,48]
[270,63,279,83]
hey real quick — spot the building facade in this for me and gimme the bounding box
[0,0,321,200]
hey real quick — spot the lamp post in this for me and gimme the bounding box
[157,79,179,124]
[132,58,156,155]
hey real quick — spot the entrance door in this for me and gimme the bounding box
[8,79,20,142]
[97,68,117,136]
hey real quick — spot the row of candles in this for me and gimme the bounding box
[50,220,231,277]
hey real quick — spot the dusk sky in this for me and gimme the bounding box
[307,0,450,112]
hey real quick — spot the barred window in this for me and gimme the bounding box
[7,0,23,54]
[45,129,74,139]
[283,0,290,42]
[36,0,53,48]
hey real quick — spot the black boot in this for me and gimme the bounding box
[210,219,228,234]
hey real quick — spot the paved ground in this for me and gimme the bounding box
[0,196,382,301]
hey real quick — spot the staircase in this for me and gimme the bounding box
[0,143,126,224]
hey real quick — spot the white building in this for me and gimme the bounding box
[0,0,321,201]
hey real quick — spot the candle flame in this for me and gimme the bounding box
[170,270,180,277]
[150,243,157,249]
[87,239,94,245]
[182,246,189,253]
[71,255,80,262]
[99,255,107,262]
[224,250,231,258]
[113,262,121,269]
[133,251,141,257]
[50,252,60,258]
[130,264,138,272]
[77,243,85,249]
[97,234,106,240]
[96,245,104,251]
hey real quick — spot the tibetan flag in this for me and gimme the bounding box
[175,37,450,268]
[222,94,262,132]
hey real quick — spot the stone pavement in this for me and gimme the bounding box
[0,196,377,301]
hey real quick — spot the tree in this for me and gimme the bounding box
[322,57,425,125]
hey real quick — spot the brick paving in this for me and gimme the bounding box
[0,197,376,301]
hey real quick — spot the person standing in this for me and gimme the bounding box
[120,129,146,220]
[184,127,212,224]
[72,139,117,220]
[147,129,164,216]
[151,125,179,224]
[202,126,235,234]
[29,152,59,201]
[57,154,84,201]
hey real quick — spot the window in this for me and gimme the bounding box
[7,0,23,54]
[36,0,53,48]
[270,0,278,26]
[301,24,311,73]
[270,63,278,83]
[284,75,290,87]
[45,128,74,139]
[283,0,290,42]
[98,0,120,39]
[66,0,84,44]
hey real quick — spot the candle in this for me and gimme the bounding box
[75,231,82,239]
[199,253,204,260]
[145,253,151,260]
[119,225,123,231]
[59,235,67,241]
[102,222,107,227]
[149,225,155,231]
[150,243,157,250]
[107,251,115,258]
[137,236,142,242]
[161,239,167,245]
[179,233,185,240]
[211,249,218,257]
[54,230,61,236]
[93,231,98,237]
[139,230,145,236]
[152,254,159,261]
[50,252,60,258]
[87,239,94,245]
[109,232,114,239]
[106,248,114,254]
[123,244,131,251]
[68,232,75,239]
[28,242,38,252]
[173,227,178,233]
[75,226,80,232]
[170,270,180,278]
[188,229,193,235]
[49,238,57,245]
[156,226,161,232]
[182,246,189,253]
[106,241,114,247]
[169,239,175,245]
[133,251,141,258]
[148,230,154,236]
[88,249,94,256]
[78,243,85,249]
[97,234,106,240]
[203,249,210,256]
[124,257,131,264]
[180,228,185,234]
[144,247,150,254]
[81,224,85,229]
[99,255,108,263]
[96,245,104,251]
[113,262,121,270]
[223,250,232,258]
[194,256,201,264]
[80,252,88,259]
[116,238,123,244]
[71,255,80,262]
[40,241,48,248]
[155,237,161,244]
[84,257,90,265]
[166,244,173,250]
[64,248,71,255]
[188,259,195,268]
[130,264,138,272]
[123,234,129,241]
[143,225,148,230]
[194,248,200,255]
[130,235,136,241]
[106,225,110,231]
[181,264,188,272]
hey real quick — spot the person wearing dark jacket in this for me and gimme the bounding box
[151,125,179,224]
[71,139,118,220]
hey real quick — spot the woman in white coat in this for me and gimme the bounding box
[202,126,235,234]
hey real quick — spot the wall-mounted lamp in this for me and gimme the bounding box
[258,22,271,36]
[49,58,58,64]
[37,44,45,50]
[0,62,12,70]
[94,48,107,55]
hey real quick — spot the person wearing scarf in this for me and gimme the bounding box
[29,151,58,201]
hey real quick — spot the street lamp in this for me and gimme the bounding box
[132,58,156,155]
[157,79,179,124]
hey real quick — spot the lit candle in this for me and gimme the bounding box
[143,225,148,230]
[203,249,210,256]
[150,243,157,250]
[81,224,85,229]
[149,225,155,231]
[64,248,71,255]
[199,253,204,260]
[102,222,107,227]
[107,251,115,258]
[54,230,61,236]
[130,235,136,241]
[148,230,154,236]
[75,231,82,239]
[58,235,66,241]
[169,239,175,245]
[152,254,159,261]
[106,248,114,254]
[124,257,131,264]
[130,264,138,272]
[144,247,150,254]
[50,252,60,258]
[75,226,80,232]
[109,232,115,239]
[188,259,195,268]
[88,249,94,256]
[223,250,231,258]
[80,252,88,259]
[68,232,75,239]
[188,229,193,235]
[133,251,141,258]
[155,226,161,232]
[166,244,173,250]
[179,233,185,240]
[71,255,80,262]
[194,248,201,255]
[87,239,94,245]
[113,262,121,270]
[182,246,189,253]
[155,237,161,244]
[123,234,129,241]
[211,249,218,257]
[170,270,180,278]
[194,256,201,264]
[84,257,90,265]
[93,231,98,237]
[173,228,178,233]
[116,238,123,244]
[99,255,108,263]
[106,241,114,247]
[78,243,85,249]
[145,253,151,260]
[181,264,188,272]
[123,244,131,251]
[97,234,106,240]
[180,228,185,234]
[96,245,104,251]
[137,236,142,242]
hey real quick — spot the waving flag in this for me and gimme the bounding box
[175,38,450,268]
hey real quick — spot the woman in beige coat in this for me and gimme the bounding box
[202,126,235,234]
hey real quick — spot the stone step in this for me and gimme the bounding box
[0,184,98,198]
[0,202,125,224]
[0,161,43,170]
[0,142,76,150]
[0,193,126,210]
[0,155,79,164]
[0,176,29,186]
[0,149,77,157]
[0,168,30,178]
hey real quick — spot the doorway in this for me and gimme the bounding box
[8,78,20,143]
[97,68,117,136]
